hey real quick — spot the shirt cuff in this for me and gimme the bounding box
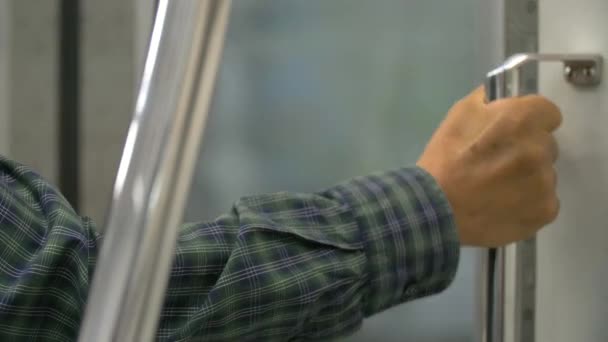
[325,167,460,316]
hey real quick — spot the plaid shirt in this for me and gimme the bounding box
[0,156,459,341]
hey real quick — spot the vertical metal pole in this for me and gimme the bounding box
[78,1,232,341]
[480,2,538,340]
[481,52,602,342]
[504,4,539,339]
[483,61,528,342]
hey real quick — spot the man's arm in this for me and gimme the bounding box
[0,85,563,341]
[0,156,458,341]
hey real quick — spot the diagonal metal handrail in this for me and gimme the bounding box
[78,1,232,341]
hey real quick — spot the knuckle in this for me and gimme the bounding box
[527,94,556,110]
[523,171,559,226]
[545,134,559,161]
[526,95,563,128]
[539,168,557,191]
[541,197,560,223]
[526,94,551,106]
[552,106,564,127]
[540,96,561,115]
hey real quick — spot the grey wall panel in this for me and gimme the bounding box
[474,0,505,78]
[8,0,59,184]
[0,0,10,154]
[536,0,608,341]
[133,0,155,85]
[80,0,136,226]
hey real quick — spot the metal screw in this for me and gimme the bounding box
[564,64,599,86]
[584,67,595,77]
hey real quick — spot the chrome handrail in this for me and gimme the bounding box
[78,1,232,341]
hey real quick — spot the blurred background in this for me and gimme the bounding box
[0,0,505,340]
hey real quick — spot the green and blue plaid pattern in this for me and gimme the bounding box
[0,156,459,341]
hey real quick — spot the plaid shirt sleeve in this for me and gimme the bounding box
[0,156,459,341]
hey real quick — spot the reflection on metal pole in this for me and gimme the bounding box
[78,1,232,341]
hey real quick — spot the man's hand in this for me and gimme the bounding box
[417,87,562,247]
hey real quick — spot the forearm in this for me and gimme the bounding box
[0,156,460,341]
[159,167,460,341]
